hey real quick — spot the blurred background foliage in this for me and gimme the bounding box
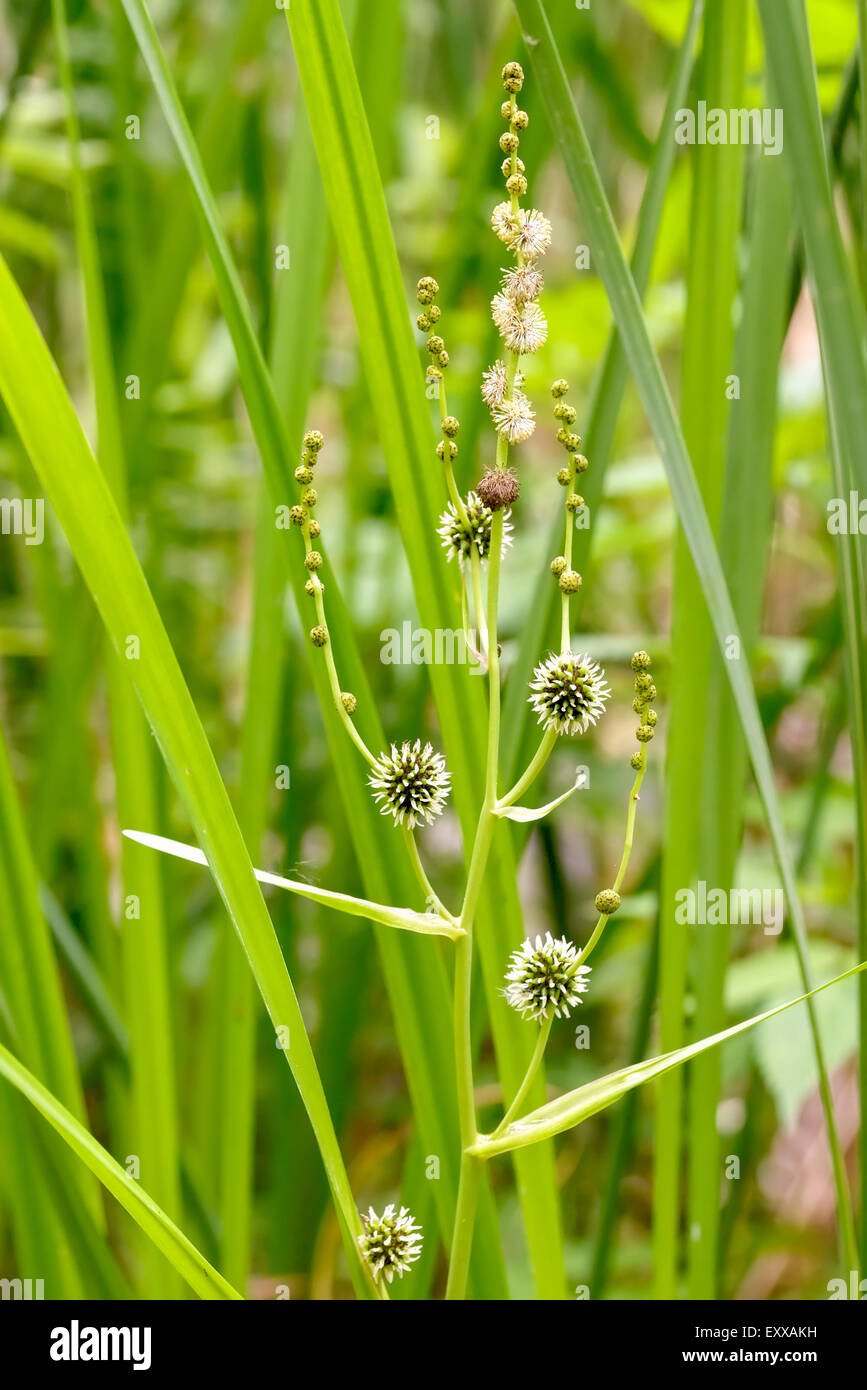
[0,0,862,1299]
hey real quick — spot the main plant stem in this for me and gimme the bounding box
[445,509,505,1300]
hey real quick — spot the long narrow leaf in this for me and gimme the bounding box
[472,960,867,1158]
[0,1040,240,1300]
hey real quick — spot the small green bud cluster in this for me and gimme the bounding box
[292,432,329,647]
[499,65,529,198]
[594,889,621,916]
[437,412,461,464]
[629,651,658,766]
[417,278,448,371]
[550,379,587,479]
[548,381,586,593]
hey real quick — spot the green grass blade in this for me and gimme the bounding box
[50,0,182,1296]
[667,0,747,1301]
[0,1040,240,1300]
[757,0,867,1270]
[512,0,858,1279]
[0,723,104,1285]
[0,251,378,1300]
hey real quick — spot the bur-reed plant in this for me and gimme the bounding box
[0,0,864,1304]
[122,58,863,1301]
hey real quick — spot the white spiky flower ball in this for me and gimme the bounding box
[437,491,513,564]
[501,263,544,304]
[491,293,548,354]
[481,359,525,408]
[508,207,553,260]
[491,391,536,444]
[358,1204,423,1283]
[368,740,450,828]
[528,652,611,736]
[504,932,591,1022]
[491,200,518,244]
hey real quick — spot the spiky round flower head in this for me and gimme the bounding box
[595,889,621,915]
[310,625,328,647]
[508,208,553,260]
[481,359,525,409]
[558,569,582,594]
[492,201,518,244]
[368,740,451,829]
[631,650,652,673]
[501,264,544,305]
[303,429,324,453]
[529,652,611,737]
[502,60,525,93]
[477,467,520,511]
[341,691,357,715]
[491,294,548,354]
[491,391,536,444]
[550,555,567,576]
[504,932,591,1022]
[358,1204,423,1284]
[437,491,513,565]
[417,276,439,305]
